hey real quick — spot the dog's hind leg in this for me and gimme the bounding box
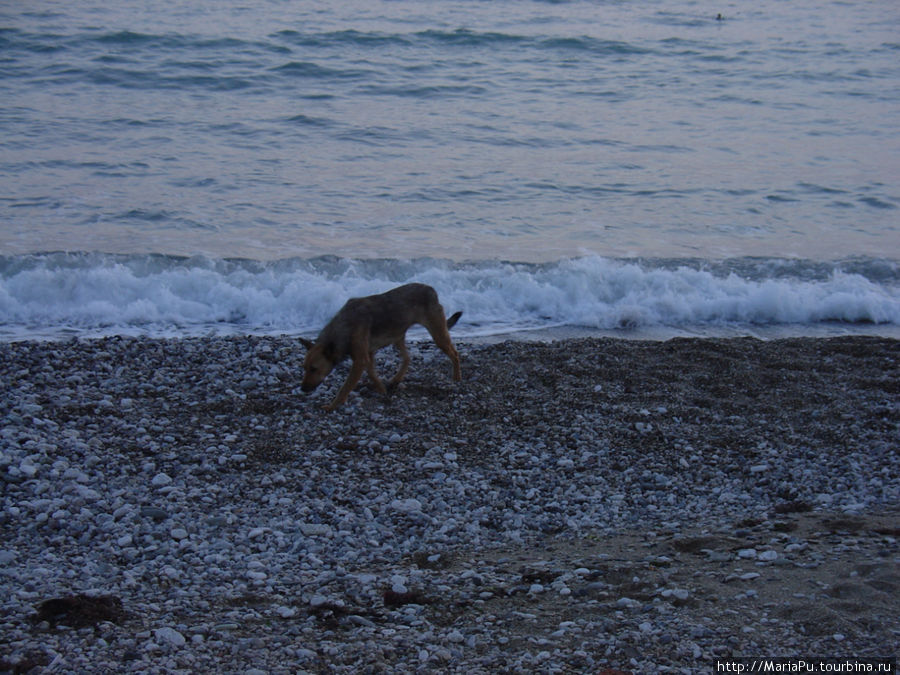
[365,351,388,394]
[439,336,462,382]
[388,339,411,389]
[424,316,461,382]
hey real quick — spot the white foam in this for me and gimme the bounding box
[0,253,897,340]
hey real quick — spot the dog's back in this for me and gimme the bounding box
[367,283,441,335]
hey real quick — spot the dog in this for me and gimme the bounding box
[299,283,462,410]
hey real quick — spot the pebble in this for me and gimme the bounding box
[447,630,465,643]
[0,335,896,674]
[154,627,186,648]
[661,588,690,601]
[390,498,423,514]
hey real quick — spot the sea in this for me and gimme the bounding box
[2,0,899,341]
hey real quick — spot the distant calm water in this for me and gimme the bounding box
[1,0,899,339]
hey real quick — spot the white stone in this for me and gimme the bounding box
[447,629,465,643]
[663,588,690,601]
[112,505,131,520]
[154,627,186,647]
[390,498,423,513]
[299,523,331,536]
[151,473,172,487]
[348,615,376,628]
[390,574,408,594]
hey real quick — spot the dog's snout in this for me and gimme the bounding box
[301,382,318,393]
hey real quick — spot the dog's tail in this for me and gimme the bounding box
[447,311,462,329]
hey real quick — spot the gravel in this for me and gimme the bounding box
[1,335,898,673]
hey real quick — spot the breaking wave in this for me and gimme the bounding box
[1,253,898,340]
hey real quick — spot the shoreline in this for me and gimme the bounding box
[1,335,898,672]
[460,321,900,344]
[3,320,900,345]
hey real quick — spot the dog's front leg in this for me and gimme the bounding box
[324,358,367,411]
[325,331,372,411]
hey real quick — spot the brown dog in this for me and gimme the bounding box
[299,283,462,410]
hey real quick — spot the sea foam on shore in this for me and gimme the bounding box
[1,253,898,340]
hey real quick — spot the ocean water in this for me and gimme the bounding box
[1,0,898,340]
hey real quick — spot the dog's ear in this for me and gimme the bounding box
[299,337,315,350]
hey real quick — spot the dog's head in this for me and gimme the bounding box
[299,337,336,392]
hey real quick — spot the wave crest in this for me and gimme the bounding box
[0,253,897,339]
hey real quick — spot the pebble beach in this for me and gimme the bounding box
[1,335,898,673]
